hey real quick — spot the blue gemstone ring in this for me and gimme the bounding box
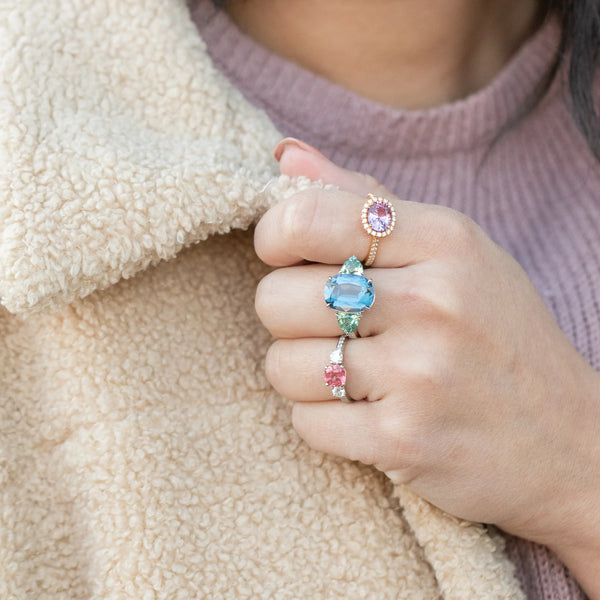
[324,256,375,336]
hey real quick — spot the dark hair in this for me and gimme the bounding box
[210,0,599,159]
[553,0,600,159]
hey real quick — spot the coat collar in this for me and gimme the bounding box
[0,0,290,314]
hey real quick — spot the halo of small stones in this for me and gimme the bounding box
[361,194,396,238]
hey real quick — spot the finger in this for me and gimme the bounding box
[255,263,414,339]
[255,185,467,269]
[265,336,385,403]
[293,399,424,476]
[274,137,390,198]
[291,400,399,468]
[260,138,478,269]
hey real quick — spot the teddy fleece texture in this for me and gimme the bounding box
[0,0,557,598]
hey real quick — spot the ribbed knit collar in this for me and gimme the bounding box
[192,1,562,159]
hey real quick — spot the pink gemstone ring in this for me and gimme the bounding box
[324,335,352,402]
[361,194,396,267]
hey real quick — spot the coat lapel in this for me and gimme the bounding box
[0,0,285,314]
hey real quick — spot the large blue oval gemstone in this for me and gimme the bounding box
[324,273,375,313]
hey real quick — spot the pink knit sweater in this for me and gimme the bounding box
[191,2,599,598]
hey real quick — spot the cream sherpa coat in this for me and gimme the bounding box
[0,1,526,598]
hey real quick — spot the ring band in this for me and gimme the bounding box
[361,193,396,266]
[324,256,375,336]
[324,335,352,402]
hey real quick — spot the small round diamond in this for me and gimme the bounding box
[330,349,343,364]
[324,364,346,387]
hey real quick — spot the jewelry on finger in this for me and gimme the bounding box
[324,335,352,402]
[324,256,374,336]
[361,193,396,267]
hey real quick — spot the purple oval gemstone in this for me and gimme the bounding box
[367,201,392,233]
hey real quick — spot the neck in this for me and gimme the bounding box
[224,0,545,109]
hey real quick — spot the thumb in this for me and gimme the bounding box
[274,137,392,198]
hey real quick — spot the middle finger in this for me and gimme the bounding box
[256,263,407,339]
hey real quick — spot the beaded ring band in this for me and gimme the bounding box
[361,193,396,266]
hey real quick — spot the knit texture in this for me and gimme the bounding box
[0,0,534,598]
[192,2,599,598]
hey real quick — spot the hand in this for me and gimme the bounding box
[254,139,600,596]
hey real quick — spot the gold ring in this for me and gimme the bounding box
[361,193,396,266]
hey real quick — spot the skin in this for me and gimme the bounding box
[238,1,600,596]
[225,0,545,108]
[255,143,600,599]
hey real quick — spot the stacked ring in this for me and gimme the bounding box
[361,193,396,266]
[324,256,374,336]
[323,193,394,336]
[324,335,352,402]
[321,194,396,400]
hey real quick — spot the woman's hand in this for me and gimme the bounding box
[254,139,600,595]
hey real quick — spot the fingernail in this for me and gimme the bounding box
[273,137,327,162]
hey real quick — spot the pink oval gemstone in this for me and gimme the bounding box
[324,364,346,387]
[367,201,392,232]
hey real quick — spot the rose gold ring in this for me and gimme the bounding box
[361,193,396,266]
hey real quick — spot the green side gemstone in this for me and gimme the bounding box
[337,312,360,335]
[340,256,363,275]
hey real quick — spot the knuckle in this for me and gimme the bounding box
[433,208,479,250]
[418,275,465,325]
[361,175,396,203]
[291,403,310,441]
[389,273,425,311]
[377,322,455,395]
[361,173,383,193]
[368,404,424,471]
[279,189,325,248]
[393,267,466,328]
[254,272,277,325]
[264,341,284,387]
[404,337,447,384]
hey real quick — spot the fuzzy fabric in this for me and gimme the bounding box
[0,1,525,598]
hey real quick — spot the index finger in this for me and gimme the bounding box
[254,187,453,268]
